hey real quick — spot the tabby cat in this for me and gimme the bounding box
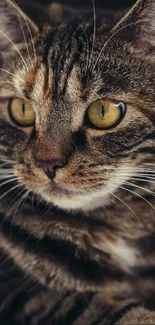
[1,0,155,323]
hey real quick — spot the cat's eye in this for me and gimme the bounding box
[86,99,126,129]
[8,98,35,127]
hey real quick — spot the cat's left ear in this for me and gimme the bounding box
[0,0,38,51]
[113,0,155,55]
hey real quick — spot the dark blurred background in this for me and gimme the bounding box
[20,0,136,9]
[17,0,136,26]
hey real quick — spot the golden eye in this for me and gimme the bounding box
[8,98,35,127]
[86,99,126,129]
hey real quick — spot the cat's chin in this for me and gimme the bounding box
[38,184,114,212]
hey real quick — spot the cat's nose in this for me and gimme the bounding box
[35,157,66,180]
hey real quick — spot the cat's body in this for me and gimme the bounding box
[1,0,155,323]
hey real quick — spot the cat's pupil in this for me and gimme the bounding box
[101,106,105,117]
[22,103,25,115]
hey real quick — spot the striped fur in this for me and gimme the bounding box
[1,0,155,323]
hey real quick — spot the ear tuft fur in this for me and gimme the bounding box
[0,0,38,51]
[113,0,155,55]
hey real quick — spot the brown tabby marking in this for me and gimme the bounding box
[1,0,155,324]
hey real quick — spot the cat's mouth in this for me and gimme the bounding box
[15,162,127,211]
[37,179,116,211]
[14,162,110,211]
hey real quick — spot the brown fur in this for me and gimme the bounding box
[1,0,155,324]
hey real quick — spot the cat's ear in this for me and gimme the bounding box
[113,0,155,55]
[0,0,38,51]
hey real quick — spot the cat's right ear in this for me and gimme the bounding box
[0,0,38,51]
[112,0,155,56]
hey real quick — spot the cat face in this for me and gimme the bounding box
[0,0,155,211]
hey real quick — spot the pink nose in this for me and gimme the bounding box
[35,157,66,179]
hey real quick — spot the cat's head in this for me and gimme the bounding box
[0,0,155,212]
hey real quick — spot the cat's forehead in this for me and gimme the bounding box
[15,22,107,109]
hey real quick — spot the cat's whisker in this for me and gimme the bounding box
[120,164,155,169]
[0,30,28,71]
[0,175,16,180]
[12,0,36,65]
[0,167,14,171]
[0,168,14,172]
[0,183,24,201]
[80,172,155,181]
[142,163,155,167]
[81,27,90,75]
[9,187,29,216]
[0,170,13,174]
[114,169,155,175]
[0,161,16,165]
[0,177,16,182]
[0,68,24,83]
[115,173,155,179]
[5,187,27,232]
[24,22,37,64]
[114,181,155,211]
[0,177,20,190]
[88,0,96,70]
[129,173,155,179]
[119,176,155,184]
[93,174,155,183]
[0,169,13,174]
[31,191,36,213]
[124,181,155,199]
[33,194,43,209]
[22,20,37,64]
[93,19,145,71]
[9,187,25,210]
[104,186,139,221]
[0,168,15,172]
[132,178,155,185]
[0,157,16,164]
[122,173,155,177]
[86,167,155,173]
[0,164,13,169]
[0,170,14,175]
[0,161,15,166]
[16,14,33,68]
[109,172,155,185]
[120,169,155,173]
[0,167,14,170]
